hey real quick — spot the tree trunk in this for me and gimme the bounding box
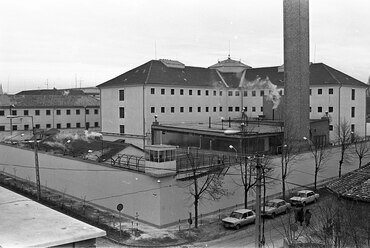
[359,157,362,169]
[282,176,286,200]
[244,185,248,209]
[339,160,343,178]
[194,196,199,228]
[314,167,318,190]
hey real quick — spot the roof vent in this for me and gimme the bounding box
[159,59,185,69]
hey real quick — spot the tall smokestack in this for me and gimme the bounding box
[283,0,310,142]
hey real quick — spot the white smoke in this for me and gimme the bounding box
[241,76,281,109]
[55,130,102,142]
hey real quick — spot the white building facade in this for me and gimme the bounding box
[98,59,368,147]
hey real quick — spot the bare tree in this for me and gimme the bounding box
[303,137,331,189]
[352,133,370,168]
[185,148,228,228]
[335,119,353,178]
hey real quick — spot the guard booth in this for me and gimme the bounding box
[145,145,177,177]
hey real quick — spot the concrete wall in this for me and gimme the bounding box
[2,142,369,227]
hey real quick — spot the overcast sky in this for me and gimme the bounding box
[1,0,369,93]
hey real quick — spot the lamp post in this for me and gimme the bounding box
[229,144,237,156]
[221,117,225,130]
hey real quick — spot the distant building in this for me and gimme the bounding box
[97,58,367,148]
[0,89,100,132]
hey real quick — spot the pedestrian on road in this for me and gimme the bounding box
[305,209,312,226]
[297,207,304,226]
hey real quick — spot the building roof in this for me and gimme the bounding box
[16,88,86,95]
[326,163,370,202]
[97,61,368,89]
[209,56,251,73]
[97,60,224,88]
[0,94,99,108]
[0,186,106,247]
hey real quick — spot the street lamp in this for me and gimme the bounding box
[221,117,225,130]
[228,145,238,158]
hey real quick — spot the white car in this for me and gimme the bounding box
[261,199,291,218]
[222,209,256,229]
[289,189,319,207]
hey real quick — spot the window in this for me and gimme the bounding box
[151,88,155,94]
[252,107,256,112]
[0,110,4,116]
[56,123,61,129]
[351,124,355,132]
[46,110,51,115]
[12,125,17,131]
[252,91,256,96]
[95,122,99,127]
[151,107,155,113]
[235,91,240,96]
[85,109,89,115]
[66,123,71,128]
[75,109,80,115]
[318,89,322,95]
[205,90,209,96]
[24,125,29,130]
[310,107,311,112]
[0,126,4,131]
[46,124,51,128]
[120,125,125,134]
[219,91,223,96]
[11,110,17,115]
[328,106,333,113]
[228,91,233,96]
[66,109,70,115]
[351,107,355,118]
[86,122,90,129]
[228,107,233,112]
[329,88,333,94]
[205,107,209,112]
[180,107,184,113]
[171,107,175,113]
[119,107,125,118]
[260,90,264,96]
[56,110,61,115]
[235,106,240,112]
[318,107,322,113]
[161,107,165,113]
[243,91,248,97]
[197,107,201,112]
[161,88,165,95]
[35,110,40,115]
[24,110,29,116]
[213,90,217,96]
[76,123,81,128]
[197,90,201,96]
[119,90,124,101]
[171,89,175,95]
[219,106,223,112]
[180,89,184,95]
[243,107,247,112]
[260,106,263,112]
[213,107,217,112]
[309,89,312,95]
[189,107,193,112]
[189,89,193,95]
[352,89,355,100]
[35,124,41,129]
[329,125,333,131]
[279,90,283,96]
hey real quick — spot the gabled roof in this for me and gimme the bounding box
[209,56,251,73]
[16,89,86,95]
[97,60,224,88]
[0,94,99,108]
[243,63,367,88]
[326,163,370,202]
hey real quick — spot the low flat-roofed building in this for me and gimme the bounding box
[0,186,106,247]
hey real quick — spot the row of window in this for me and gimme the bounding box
[312,106,356,117]
[2,122,100,131]
[0,109,99,116]
[310,88,356,100]
[328,124,355,132]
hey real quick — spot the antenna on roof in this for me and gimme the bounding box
[75,74,77,88]
[46,79,49,89]
[155,41,157,60]
[228,40,231,59]
[314,44,316,63]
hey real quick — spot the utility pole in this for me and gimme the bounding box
[34,129,41,201]
[255,154,262,248]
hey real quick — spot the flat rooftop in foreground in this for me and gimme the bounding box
[0,187,106,248]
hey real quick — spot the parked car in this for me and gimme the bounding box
[261,199,291,218]
[222,209,256,229]
[289,189,319,206]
